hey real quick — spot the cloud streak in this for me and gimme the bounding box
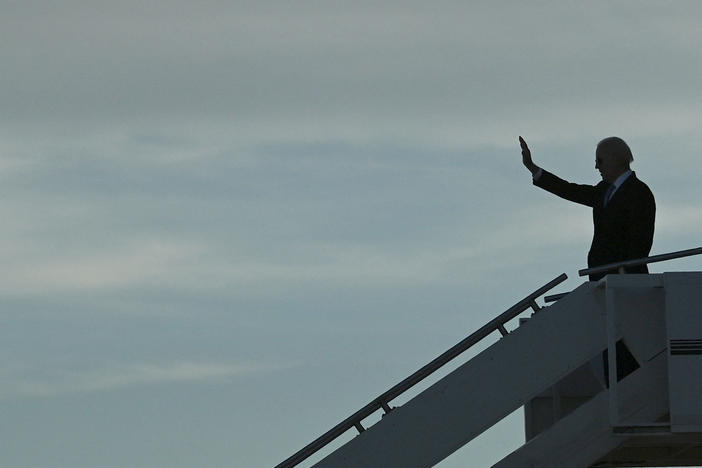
[0,239,203,295]
[0,361,285,400]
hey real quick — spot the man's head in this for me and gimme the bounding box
[596,136,633,184]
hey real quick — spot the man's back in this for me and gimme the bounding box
[534,169,655,279]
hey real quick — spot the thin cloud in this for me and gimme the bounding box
[0,361,287,400]
[0,239,203,295]
[656,203,702,235]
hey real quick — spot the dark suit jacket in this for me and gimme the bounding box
[534,170,656,281]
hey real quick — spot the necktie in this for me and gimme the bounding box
[604,184,616,206]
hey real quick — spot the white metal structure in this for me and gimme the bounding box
[276,248,702,468]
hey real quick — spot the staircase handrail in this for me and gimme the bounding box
[579,246,702,278]
[274,273,568,468]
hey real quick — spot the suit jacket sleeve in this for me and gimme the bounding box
[533,170,600,208]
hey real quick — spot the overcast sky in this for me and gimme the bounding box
[2,1,702,467]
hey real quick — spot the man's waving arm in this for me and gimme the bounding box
[519,136,598,207]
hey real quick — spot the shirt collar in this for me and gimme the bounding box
[611,170,633,190]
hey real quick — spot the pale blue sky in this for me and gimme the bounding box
[2,1,702,467]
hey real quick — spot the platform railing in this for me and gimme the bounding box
[579,246,702,278]
[274,273,568,468]
[544,247,702,304]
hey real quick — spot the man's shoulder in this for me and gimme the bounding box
[627,172,652,190]
[622,172,655,201]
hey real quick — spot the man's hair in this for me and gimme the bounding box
[597,136,634,164]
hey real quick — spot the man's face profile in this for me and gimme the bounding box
[595,147,624,184]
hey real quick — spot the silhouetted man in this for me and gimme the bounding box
[519,136,656,281]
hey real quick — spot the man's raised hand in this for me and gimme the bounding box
[519,136,538,175]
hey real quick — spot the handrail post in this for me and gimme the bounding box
[353,422,365,434]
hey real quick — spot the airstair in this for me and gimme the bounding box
[275,247,702,468]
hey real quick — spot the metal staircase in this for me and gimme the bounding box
[275,247,702,468]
